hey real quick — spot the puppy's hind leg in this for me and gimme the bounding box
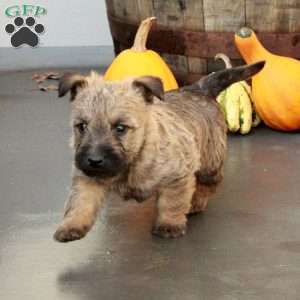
[189,184,216,214]
[189,170,223,214]
[152,176,196,238]
[54,176,106,242]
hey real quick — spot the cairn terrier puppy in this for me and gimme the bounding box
[54,61,264,241]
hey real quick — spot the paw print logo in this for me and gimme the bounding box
[5,17,45,48]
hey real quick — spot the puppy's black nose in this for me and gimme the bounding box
[87,156,104,168]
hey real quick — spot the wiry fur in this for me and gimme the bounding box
[54,61,264,241]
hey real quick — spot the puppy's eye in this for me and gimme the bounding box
[114,124,128,135]
[75,122,87,133]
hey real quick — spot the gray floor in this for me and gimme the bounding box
[1,68,300,300]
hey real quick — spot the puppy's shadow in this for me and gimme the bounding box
[56,199,160,298]
[58,259,101,284]
[57,255,116,299]
[56,199,212,299]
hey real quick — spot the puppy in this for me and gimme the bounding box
[54,61,264,241]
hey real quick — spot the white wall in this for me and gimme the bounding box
[0,0,113,47]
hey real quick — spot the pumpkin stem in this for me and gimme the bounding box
[236,27,253,39]
[131,17,156,52]
[235,27,270,63]
[215,53,233,69]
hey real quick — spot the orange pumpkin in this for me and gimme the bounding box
[104,17,178,91]
[235,27,300,131]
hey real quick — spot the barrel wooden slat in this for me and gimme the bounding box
[246,0,300,32]
[137,0,154,20]
[182,1,205,31]
[203,0,245,31]
[188,57,207,75]
[152,1,205,30]
[105,0,115,16]
[152,0,185,29]
[202,0,245,73]
[109,0,140,22]
[161,53,188,75]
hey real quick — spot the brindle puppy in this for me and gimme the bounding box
[54,61,264,241]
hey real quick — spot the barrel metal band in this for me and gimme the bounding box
[107,15,300,59]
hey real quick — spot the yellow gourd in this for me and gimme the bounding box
[215,53,261,134]
[235,27,300,131]
[104,17,178,91]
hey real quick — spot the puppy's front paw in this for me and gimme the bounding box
[53,223,89,243]
[152,223,186,238]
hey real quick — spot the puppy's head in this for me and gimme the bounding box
[58,72,164,179]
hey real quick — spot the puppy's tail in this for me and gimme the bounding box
[182,61,265,98]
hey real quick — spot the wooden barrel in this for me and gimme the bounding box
[105,0,300,85]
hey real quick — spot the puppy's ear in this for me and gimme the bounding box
[58,73,87,101]
[133,76,164,103]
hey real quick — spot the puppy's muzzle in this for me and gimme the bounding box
[76,146,124,179]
